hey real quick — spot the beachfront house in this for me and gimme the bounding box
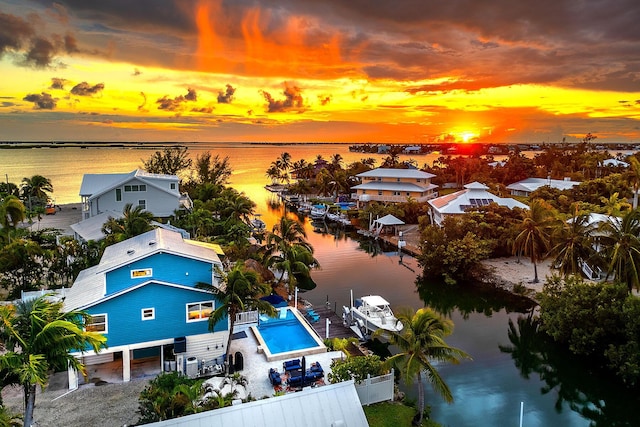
[351,167,438,204]
[506,177,580,197]
[79,169,192,220]
[428,181,528,226]
[63,228,226,389]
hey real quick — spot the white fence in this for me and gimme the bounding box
[354,369,394,406]
[235,310,259,325]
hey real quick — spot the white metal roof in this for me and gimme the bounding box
[506,177,580,193]
[145,380,369,427]
[372,214,405,226]
[70,210,123,242]
[356,167,435,179]
[79,169,179,199]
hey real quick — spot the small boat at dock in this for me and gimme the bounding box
[343,293,402,338]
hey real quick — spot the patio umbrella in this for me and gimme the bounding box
[301,356,306,387]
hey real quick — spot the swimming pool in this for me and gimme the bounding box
[251,308,326,362]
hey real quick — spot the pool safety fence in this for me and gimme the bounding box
[354,369,395,406]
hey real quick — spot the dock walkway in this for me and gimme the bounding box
[304,306,359,341]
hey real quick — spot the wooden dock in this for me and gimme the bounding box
[305,306,359,340]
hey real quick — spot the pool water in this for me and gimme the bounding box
[257,309,318,354]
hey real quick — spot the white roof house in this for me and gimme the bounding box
[428,182,528,226]
[79,169,192,220]
[602,158,629,168]
[146,380,369,427]
[506,177,580,197]
[352,168,438,204]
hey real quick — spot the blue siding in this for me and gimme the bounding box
[86,282,227,348]
[105,253,213,295]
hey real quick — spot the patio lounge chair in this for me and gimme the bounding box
[283,359,301,372]
[268,368,282,386]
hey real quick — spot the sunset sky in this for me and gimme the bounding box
[1,0,639,144]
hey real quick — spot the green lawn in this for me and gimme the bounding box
[363,402,441,427]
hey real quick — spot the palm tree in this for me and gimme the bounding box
[267,243,319,292]
[222,192,255,225]
[549,209,597,277]
[381,307,470,426]
[597,208,640,293]
[197,264,276,373]
[513,199,557,283]
[0,295,106,427]
[0,196,26,243]
[20,175,53,209]
[101,203,154,244]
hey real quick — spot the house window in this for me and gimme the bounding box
[187,301,214,322]
[115,188,122,201]
[170,183,176,190]
[141,308,155,321]
[131,268,152,279]
[124,185,131,192]
[396,178,400,182]
[86,314,107,333]
[124,185,146,192]
[406,192,411,196]
[378,190,383,196]
[139,184,146,191]
[377,177,382,181]
[416,179,422,183]
[393,191,401,196]
[138,200,146,209]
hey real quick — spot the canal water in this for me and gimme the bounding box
[1,143,633,426]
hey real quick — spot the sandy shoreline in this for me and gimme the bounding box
[481,256,553,294]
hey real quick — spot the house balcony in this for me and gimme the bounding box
[352,192,438,204]
[179,193,193,211]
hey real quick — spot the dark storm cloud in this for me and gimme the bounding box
[50,78,67,90]
[185,88,197,101]
[217,84,236,104]
[0,12,34,55]
[261,82,305,113]
[71,82,105,96]
[23,92,57,109]
[31,0,195,34]
[13,1,640,92]
[24,37,57,68]
[156,89,197,111]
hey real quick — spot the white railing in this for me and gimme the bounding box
[354,369,394,405]
[235,310,259,325]
[581,261,606,281]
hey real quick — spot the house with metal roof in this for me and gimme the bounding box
[79,169,192,220]
[506,177,580,197]
[64,228,226,389]
[351,168,438,204]
[428,182,528,226]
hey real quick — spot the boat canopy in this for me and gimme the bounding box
[361,295,391,307]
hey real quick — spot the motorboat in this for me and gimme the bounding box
[309,204,328,219]
[250,214,266,231]
[343,294,402,337]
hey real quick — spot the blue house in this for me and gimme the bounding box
[64,228,226,387]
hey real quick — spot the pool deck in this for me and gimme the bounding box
[231,322,346,398]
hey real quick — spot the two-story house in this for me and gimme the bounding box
[63,228,226,388]
[351,168,438,204]
[79,169,192,220]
